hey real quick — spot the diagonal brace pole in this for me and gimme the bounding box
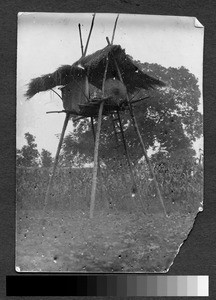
[125,92,167,216]
[129,111,168,216]
[43,113,70,212]
[116,110,137,195]
[106,37,167,217]
[117,72,167,216]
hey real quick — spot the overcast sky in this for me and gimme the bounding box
[17,13,204,156]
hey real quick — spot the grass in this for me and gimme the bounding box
[16,165,202,214]
[15,165,203,272]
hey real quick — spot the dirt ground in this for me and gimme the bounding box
[16,208,197,273]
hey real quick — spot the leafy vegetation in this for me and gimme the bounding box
[16,157,203,215]
[16,133,40,167]
[17,133,53,167]
[16,160,202,272]
[61,63,202,169]
[16,61,203,272]
[40,149,53,167]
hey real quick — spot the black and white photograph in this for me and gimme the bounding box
[16,13,204,273]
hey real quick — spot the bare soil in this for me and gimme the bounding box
[16,209,196,273]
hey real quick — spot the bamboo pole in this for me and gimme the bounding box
[78,23,84,56]
[111,14,119,44]
[89,57,109,218]
[89,102,104,218]
[91,117,104,208]
[91,117,96,140]
[118,71,167,217]
[43,15,96,218]
[116,110,144,211]
[43,113,70,211]
[78,13,104,218]
[129,114,167,216]
[106,37,167,217]
[124,88,167,216]
[109,20,144,210]
[79,21,90,105]
[51,88,63,100]
[116,110,137,195]
[46,110,66,114]
[83,13,96,57]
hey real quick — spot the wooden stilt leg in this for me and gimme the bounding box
[90,117,95,140]
[43,113,70,212]
[130,113,168,217]
[89,52,108,218]
[116,110,136,190]
[91,117,103,206]
[90,102,104,219]
[110,54,168,217]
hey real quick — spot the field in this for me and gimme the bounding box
[16,165,203,272]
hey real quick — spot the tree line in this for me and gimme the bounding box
[16,132,53,168]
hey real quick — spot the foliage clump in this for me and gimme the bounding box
[17,133,53,168]
[61,62,202,169]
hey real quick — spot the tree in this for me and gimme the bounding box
[150,147,202,204]
[61,62,203,169]
[60,119,94,167]
[40,149,53,167]
[16,133,39,167]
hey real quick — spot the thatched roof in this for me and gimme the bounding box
[25,44,165,99]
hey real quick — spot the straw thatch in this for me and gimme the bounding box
[25,65,84,99]
[25,44,165,99]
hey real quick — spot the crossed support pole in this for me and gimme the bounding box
[43,82,167,220]
[89,38,168,218]
[43,14,167,220]
[111,40,168,217]
[111,110,143,212]
[114,109,137,196]
[43,102,105,219]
